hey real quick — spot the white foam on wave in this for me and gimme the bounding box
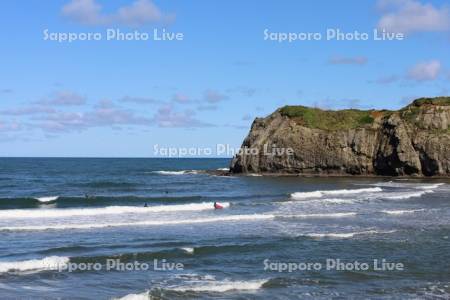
[305,230,396,239]
[0,214,275,231]
[153,170,198,175]
[383,191,431,200]
[34,196,59,203]
[381,209,425,215]
[416,183,444,190]
[116,279,266,299]
[280,198,356,206]
[291,187,382,200]
[175,273,216,281]
[0,256,69,273]
[321,198,356,204]
[180,247,194,254]
[170,279,268,293]
[116,291,151,300]
[0,202,230,219]
[217,168,229,171]
[282,212,357,219]
[371,182,445,190]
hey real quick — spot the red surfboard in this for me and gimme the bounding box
[214,202,224,209]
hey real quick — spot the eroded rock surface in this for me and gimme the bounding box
[230,97,450,176]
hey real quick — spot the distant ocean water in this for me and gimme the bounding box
[0,158,449,299]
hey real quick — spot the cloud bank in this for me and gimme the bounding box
[377,0,450,33]
[62,0,175,26]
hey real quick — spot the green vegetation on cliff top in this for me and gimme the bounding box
[407,97,450,107]
[279,106,377,130]
[400,97,450,130]
[279,97,449,130]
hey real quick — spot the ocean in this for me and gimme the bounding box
[0,158,449,299]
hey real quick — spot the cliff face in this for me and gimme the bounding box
[230,97,450,176]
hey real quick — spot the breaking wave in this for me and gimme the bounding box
[416,183,444,190]
[152,170,199,175]
[115,279,267,299]
[370,182,444,190]
[116,291,150,300]
[381,209,425,215]
[291,187,382,200]
[170,279,269,292]
[180,247,194,254]
[0,195,206,209]
[280,212,357,219]
[0,214,275,232]
[34,196,59,203]
[383,191,431,200]
[0,256,69,273]
[0,202,230,219]
[304,230,396,239]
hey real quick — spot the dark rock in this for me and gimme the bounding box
[230,97,450,177]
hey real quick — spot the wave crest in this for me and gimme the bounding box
[170,279,268,292]
[0,202,230,219]
[291,187,382,200]
[0,214,275,232]
[0,256,69,273]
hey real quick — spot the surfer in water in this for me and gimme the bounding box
[144,203,148,207]
[214,202,223,209]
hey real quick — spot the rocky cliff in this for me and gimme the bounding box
[230,97,450,176]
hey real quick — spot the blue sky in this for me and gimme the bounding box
[0,0,449,157]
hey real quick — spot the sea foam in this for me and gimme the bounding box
[180,247,195,254]
[305,230,396,239]
[0,214,275,231]
[281,212,357,218]
[170,279,268,292]
[383,191,431,200]
[291,187,382,200]
[0,256,69,273]
[116,291,150,300]
[381,209,425,215]
[34,196,59,203]
[152,170,198,175]
[0,202,230,219]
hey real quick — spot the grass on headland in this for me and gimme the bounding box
[279,97,450,130]
[400,97,450,130]
[279,106,376,130]
[407,97,450,107]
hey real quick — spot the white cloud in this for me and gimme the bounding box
[33,91,86,106]
[34,101,150,132]
[0,106,55,115]
[407,60,441,81]
[172,93,191,104]
[48,91,86,106]
[151,105,212,128]
[116,0,173,26]
[62,0,103,25]
[0,121,23,132]
[204,90,228,103]
[373,75,399,84]
[377,0,450,33]
[62,0,174,26]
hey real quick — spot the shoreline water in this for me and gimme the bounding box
[0,158,449,299]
